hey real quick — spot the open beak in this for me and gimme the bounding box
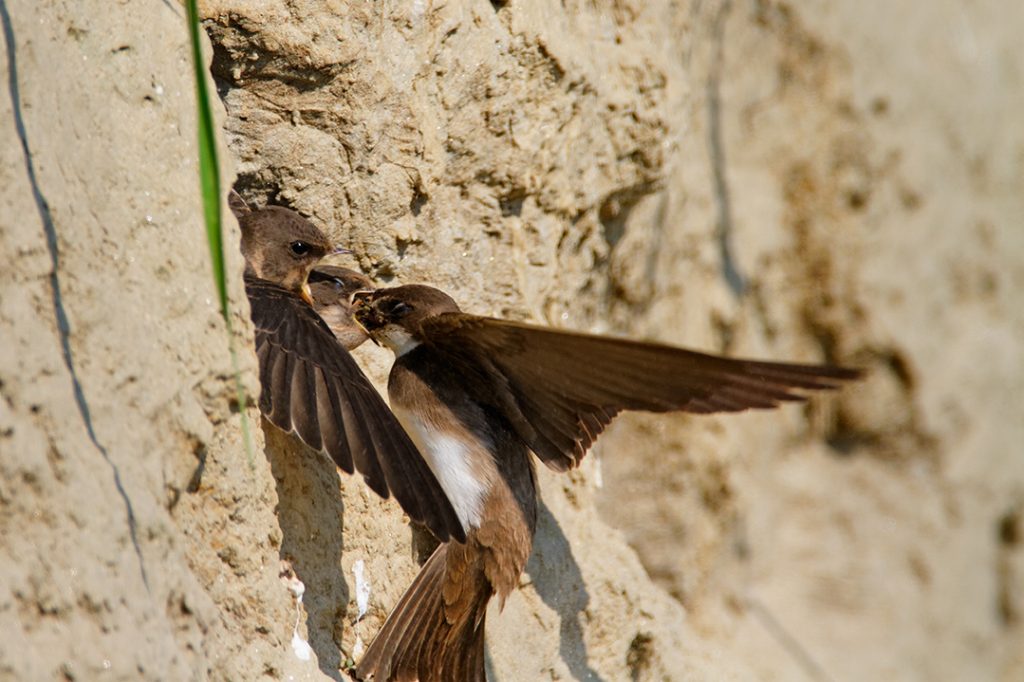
[349,291,380,343]
[349,289,374,306]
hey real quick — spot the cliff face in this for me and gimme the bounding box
[2,1,1021,681]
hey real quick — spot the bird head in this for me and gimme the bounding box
[238,206,337,302]
[308,266,375,350]
[351,285,461,356]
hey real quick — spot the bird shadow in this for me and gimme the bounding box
[263,423,349,681]
[524,501,605,682]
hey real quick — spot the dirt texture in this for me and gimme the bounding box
[1,0,1021,681]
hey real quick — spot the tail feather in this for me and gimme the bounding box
[356,544,489,682]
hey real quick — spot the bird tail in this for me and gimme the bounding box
[356,543,489,682]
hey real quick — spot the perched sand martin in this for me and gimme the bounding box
[231,193,464,542]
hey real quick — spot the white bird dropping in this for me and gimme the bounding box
[353,559,371,621]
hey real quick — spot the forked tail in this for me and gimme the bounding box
[355,543,490,682]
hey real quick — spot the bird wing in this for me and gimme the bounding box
[246,277,466,542]
[418,314,860,472]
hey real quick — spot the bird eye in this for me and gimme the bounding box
[388,301,412,318]
[289,241,311,256]
[331,277,344,290]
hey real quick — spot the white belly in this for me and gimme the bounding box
[391,404,488,532]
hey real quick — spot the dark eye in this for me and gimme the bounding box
[289,241,311,256]
[387,301,412,318]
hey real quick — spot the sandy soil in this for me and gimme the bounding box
[1,1,1020,680]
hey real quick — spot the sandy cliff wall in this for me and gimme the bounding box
[0,2,258,679]
[1,1,1021,680]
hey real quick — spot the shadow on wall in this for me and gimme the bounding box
[524,502,605,682]
[258,386,601,682]
[264,424,350,682]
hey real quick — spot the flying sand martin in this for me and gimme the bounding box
[350,284,860,682]
[231,193,464,542]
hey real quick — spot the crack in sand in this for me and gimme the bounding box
[708,0,746,297]
[747,594,834,682]
[0,0,148,590]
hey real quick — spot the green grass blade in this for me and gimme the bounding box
[185,0,255,467]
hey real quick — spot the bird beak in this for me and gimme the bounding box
[349,288,375,306]
[350,291,379,343]
[301,282,314,306]
[350,291,371,320]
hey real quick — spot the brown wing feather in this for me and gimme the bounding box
[355,544,488,682]
[419,314,860,472]
[319,373,355,472]
[246,276,466,542]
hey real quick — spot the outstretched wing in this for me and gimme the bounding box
[419,314,860,472]
[246,277,466,542]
